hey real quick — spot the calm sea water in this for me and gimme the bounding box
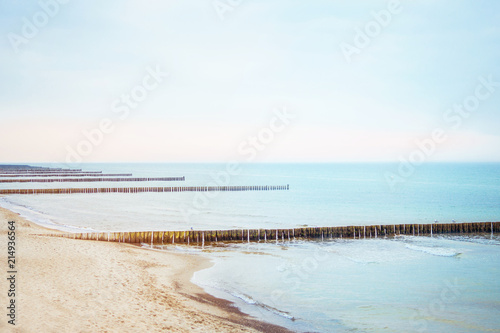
[1,163,499,332]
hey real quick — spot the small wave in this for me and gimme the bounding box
[228,291,295,320]
[196,280,296,321]
[230,291,258,305]
[259,303,295,321]
[444,235,500,246]
[405,244,460,257]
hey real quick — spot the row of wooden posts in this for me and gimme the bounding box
[46,222,499,245]
[0,173,133,178]
[0,169,89,174]
[0,167,80,173]
[0,177,185,183]
[0,184,290,195]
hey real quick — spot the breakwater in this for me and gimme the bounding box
[0,184,289,195]
[0,165,71,171]
[0,169,90,174]
[0,177,185,183]
[0,173,133,178]
[43,222,499,245]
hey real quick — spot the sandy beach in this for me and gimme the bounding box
[0,207,291,333]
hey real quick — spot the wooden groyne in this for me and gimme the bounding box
[0,173,132,178]
[0,184,289,195]
[0,177,185,183]
[0,165,62,171]
[0,167,82,172]
[45,222,500,245]
[0,169,89,174]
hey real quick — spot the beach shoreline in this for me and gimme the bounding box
[0,206,291,332]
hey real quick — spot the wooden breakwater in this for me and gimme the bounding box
[0,173,132,178]
[0,166,69,171]
[0,169,90,174]
[44,222,500,245]
[0,184,289,195]
[0,177,186,183]
[0,167,82,172]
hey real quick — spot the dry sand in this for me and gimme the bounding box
[0,207,291,332]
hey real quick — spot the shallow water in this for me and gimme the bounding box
[190,235,500,332]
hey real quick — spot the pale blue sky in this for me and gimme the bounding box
[1,0,499,162]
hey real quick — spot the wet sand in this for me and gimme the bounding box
[0,207,291,332]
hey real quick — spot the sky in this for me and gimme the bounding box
[0,0,499,163]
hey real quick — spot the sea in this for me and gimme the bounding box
[1,163,499,332]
